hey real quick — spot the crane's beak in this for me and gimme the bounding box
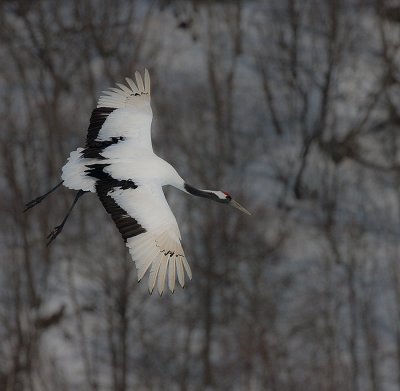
[230,199,251,215]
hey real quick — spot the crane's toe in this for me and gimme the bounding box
[46,225,64,246]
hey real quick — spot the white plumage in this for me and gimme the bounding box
[62,70,190,294]
[110,183,191,294]
[27,69,250,295]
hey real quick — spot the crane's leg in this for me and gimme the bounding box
[47,190,87,246]
[24,181,64,212]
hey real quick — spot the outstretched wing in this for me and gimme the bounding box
[82,70,153,159]
[95,180,192,295]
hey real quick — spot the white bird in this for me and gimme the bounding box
[24,69,250,295]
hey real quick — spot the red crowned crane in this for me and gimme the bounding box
[24,70,250,295]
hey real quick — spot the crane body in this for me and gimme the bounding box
[25,70,250,295]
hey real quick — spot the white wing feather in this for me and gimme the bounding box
[107,184,191,294]
[135,71,145,92]
[144,69,151,94]
[96,70,153,151]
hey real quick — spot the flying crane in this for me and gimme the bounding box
[24,70,250,295]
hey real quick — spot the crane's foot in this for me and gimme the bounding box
[24,196,47,212]
[46,225,64,246]
[44,188,85,247]
[23,181,64,213]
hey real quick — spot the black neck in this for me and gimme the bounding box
[184,183,213,200]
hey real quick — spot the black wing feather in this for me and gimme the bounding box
[85,107,115,147]
[96,180,146,242]
[81,107,124,159]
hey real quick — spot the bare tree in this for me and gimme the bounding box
[1,0,400,390]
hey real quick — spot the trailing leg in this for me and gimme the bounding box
[47,190,87,246]
[24,181,64,212]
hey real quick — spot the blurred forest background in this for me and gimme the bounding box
[1,0,400,390]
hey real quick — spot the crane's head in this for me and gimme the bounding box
[211,191,251,215]
[184,184,251,215]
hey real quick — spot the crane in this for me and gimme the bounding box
[24,70,250,295]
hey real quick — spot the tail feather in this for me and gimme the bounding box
[61,148,96,192]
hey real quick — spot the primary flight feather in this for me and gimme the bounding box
[24,69,250,295]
